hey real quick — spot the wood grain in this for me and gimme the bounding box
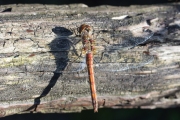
[0,3,180,117]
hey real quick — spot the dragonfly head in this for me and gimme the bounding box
[79,24,93,37]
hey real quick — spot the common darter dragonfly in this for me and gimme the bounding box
[51,19,154,112]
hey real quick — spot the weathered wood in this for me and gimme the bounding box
[0,3,180,117]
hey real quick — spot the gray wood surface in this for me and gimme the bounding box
[0,3,180,116]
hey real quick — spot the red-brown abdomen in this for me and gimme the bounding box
[86,52,98,112]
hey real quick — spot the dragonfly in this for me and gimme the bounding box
[51,22,154,112]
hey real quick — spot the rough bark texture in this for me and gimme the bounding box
[0,3,180,117]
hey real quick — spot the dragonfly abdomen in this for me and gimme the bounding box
[86,52,98,112]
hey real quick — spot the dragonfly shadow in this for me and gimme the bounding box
[24,27,74,112]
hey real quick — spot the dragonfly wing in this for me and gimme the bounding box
[49,36,86,73]
[91,22,154,72]
[94,55,154,72]
[115,31,154,51]
[95,27,154,51]
[93,51,154,72]
[63,59,86,73]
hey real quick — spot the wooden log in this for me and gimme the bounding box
[0,3,180,116]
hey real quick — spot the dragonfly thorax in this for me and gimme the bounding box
[79,24,95,53]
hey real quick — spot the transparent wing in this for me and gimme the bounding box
[52,18,154,73]
[93,50,154,72]
[91,21,154,71]
[93,27,154,52]
[48,36,87,73]
[63,58,86,72]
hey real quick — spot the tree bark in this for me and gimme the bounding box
[0,3,180,117]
